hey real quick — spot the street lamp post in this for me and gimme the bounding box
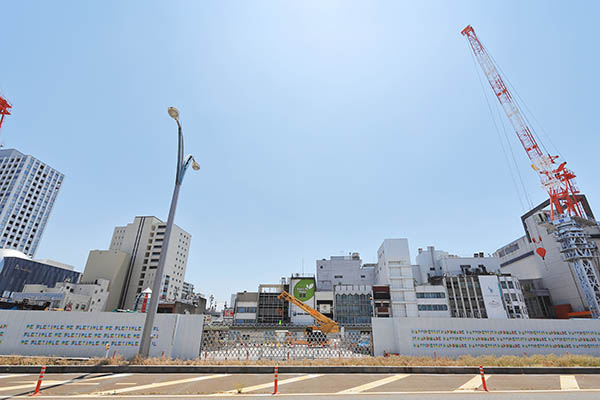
[138,107,199,358]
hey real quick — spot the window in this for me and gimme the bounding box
[418,304,448,311]
[416,292,445,299]
[334,275,343,279]
[360,275,366,278]
[507,281,515,289]
[500,281,507,289]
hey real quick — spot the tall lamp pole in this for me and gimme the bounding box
[138,107,199,358]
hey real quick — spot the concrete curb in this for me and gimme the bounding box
[1,365,600,374]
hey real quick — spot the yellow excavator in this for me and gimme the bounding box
[278,290,339,335]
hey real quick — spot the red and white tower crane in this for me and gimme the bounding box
[0,94,11,136]
[462,25,600,318]
[461,25,584,221]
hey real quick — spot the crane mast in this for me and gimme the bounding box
[461,25,584,220]
[462,25,600,318]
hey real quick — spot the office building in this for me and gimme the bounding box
[233,291,259,324]
[439,273,528,319]
[316,253,375,291]
[414,284,451,317]
[0,149,64,257]
[0,249,80,297]
[333,284,373,325]
[495,196,600,317]
[182,282,195,301]
[257,283,289,324]
[415,246,500,285]
[10,279,109,312]
[110,216,190,309]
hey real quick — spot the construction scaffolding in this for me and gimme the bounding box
[256,284,289,324]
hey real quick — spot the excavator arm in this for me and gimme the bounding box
[278,290,339,334]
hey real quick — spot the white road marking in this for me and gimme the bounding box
[0,374,27,379]
[19,388,600,398]
[85,373,132,381]
[94,374,229,394]
[11,374,131,386]
[210,374,322,395]
[0,380,74,392]
[560,375,580,390]
[337,374,410,393]
[454,374,489,391]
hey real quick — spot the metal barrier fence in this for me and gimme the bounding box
[200,326,373,360]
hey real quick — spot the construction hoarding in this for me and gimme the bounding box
[0,310,203,359]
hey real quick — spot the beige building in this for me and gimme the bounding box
[82,250,130,311]
[82,216,191,310]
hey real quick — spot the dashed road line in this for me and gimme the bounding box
[0,380,80,392]
[81,373,132,382]
[210,374,322,395]
[454,374,489,391]
[0,374,27,380]
[337,374,409,393]
[560,375,580,390]
[94,374,229,395]
[9,388,600,398]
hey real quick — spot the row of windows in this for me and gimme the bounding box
[236,306,257,313]
[504,293,524,303]
[416,292,445,299]
[500,280,519,290]
[418,304,448,311]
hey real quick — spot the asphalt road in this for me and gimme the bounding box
[1,372,600,399]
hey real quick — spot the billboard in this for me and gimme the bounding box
[289,277,316,325]
[478,275,508,319]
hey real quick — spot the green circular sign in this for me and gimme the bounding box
[293,279,315,302]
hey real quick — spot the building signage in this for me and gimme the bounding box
[289,277,316,325]
[478,275,507,319]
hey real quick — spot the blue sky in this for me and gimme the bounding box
[1,1,598,306]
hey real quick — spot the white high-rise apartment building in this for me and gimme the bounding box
[109,216,191,310]
[0,149,64,257]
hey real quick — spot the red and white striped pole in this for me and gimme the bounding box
[31,366,46,396]
[272,366,279,395]
[479,365,488,392]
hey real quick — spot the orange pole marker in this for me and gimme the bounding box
[272,366,279,395]
[479,365,488,392]
[31,366,46,396]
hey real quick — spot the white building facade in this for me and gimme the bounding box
[495,197,600,315]
[0,149,64,257]
[108,216,191,310]
[375,239,418,318]
[316,253,375,291]
[11,279,109,312]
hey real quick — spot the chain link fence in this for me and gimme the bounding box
[200,326,373,361]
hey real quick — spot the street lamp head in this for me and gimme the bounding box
[168,107,180,121]
[192,159,200,171]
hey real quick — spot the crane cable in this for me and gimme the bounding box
[481,45,551,268]
[468,47,528,213]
